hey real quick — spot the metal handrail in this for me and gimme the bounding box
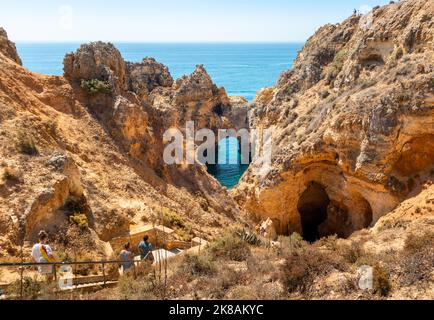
[0,258,154,299]
[0,260,138,267]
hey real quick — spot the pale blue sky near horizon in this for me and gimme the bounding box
[1,0,391,42]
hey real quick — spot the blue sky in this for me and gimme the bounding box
[1,0,390,42]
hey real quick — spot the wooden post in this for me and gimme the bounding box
[20,243,24,299]
[53,263,57,281]
[102,262,106,287]
[162,218,167,299]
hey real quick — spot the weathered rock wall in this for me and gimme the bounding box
[235,0,434,239]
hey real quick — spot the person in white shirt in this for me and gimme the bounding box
[31,230,55,280]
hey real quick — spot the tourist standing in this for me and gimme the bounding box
[138,235,153,260]
[31,230,55,281]
[119,242,134,273]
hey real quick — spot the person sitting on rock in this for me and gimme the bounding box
[138,235,153,260]
[119,242,134,273]
[31,230,55,281]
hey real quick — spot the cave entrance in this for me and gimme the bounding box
[297,182,330,242]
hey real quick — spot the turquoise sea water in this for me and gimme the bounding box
[207,137,250,189]
[16,42,302,188]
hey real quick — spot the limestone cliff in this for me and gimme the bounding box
[0,35,244,257]
[235,0,434,240]
[0,28,21,66]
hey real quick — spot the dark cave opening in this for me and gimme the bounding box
[297,182,331,242]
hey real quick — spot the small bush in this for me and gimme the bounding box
[373,264,392,297]
[16,131,38,155]
[278,233,307,256]
[208,232,251,262]
[7,276,42,300]
[315,234,339,251]
[72,253,99,276]
[69,213,89,230]
[400,246,433,286]
[44,120,58,136]
[161,209,185,230]
[338,241,366,264]
[182,253,216,276]
[280,245,340,294]
[2,167,21,182]
[404,231,434,254]
[80,79,112,94]
[330,49,348,73]
[118,273,161,300]
[209,268,247,299]
[400,231,434,286]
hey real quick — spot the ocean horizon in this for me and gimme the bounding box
[16,42,303,102]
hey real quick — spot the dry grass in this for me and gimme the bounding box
[279,244,343,295]
[2,166,21,182]
[182,253,216,277]
[208,232,251,262]
[16,130,38,155]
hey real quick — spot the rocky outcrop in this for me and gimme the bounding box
[23,155,84,241]
[126,57,174,99]
[0,27,22,65]
[64,42,127,95]
[235,0,434,240]
[0,30,244,258]
[224,96,249,131]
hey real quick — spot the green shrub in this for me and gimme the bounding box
[161,209,185,229]
[330,49,348,73]
[16,131,38,155]
[182,253,216,276]
[80,79,112,94]
[69,213,88,230]
[278,233,307,255]
[7,276,42,300]
[208,232,251,261]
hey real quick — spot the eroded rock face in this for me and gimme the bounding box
[235,0,434,240]
[0,28,245,257]
[24,155,84,241]
[64,42,127,94]
[127,58,174,99]
[146,64,232,131]
[0,27,22,65]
